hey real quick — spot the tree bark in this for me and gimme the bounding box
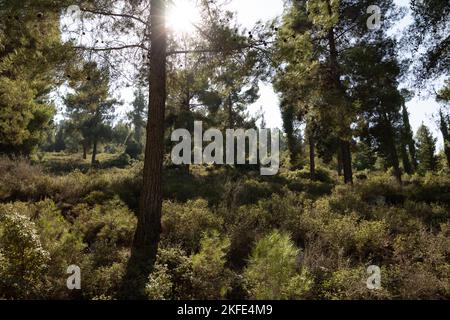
[227,95,233,129]
[82,142,87,160]
[121,0,167,299]
[439,110,450,170]
[340,139,353,184]
[91,140,97,166]
[400,143,412,175]
[309,134,315,180]
[337,148,343,176]
[382,113,402,184]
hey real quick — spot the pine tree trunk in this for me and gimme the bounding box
[91,140,97,166]
[121,0,167,299]
[82,142,87,160]
[400,143,412,174]
[281,104,297,166]
[340,140,353,184]
[309,134,315,180]
[227,95,233,129]
[383,113,402,184]
[402,105,417,172]
[439,111,450,170]
[337,149,343,176]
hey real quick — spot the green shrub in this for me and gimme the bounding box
[31,200,85,298]
[162,199,223,253]
[404,173,450,204]
[282,167,333,184]
[191,232,234,299]
[0,157,52,201]
[321,266,390,300]
[73,198,136,249]
[125,139,142,160]
[403,200,449,229]
[146,247,194,300]
[81,256,127,300]
[102,153,132,168]
[0,204,50,299]
[230,179,278,206]
[388,227,450,298]
[146,263,173,300]
[225,191,308,268]
[243,231,312,300]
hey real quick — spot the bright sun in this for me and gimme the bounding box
[167,0,201,34]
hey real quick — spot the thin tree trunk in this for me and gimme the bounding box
[91,140,97,166]
[340,139,353,184]
[121,0,167,299]
[82,142,87,160]
[439,110,450,170]
[227,95,233,129]
[337,148,343,176]
[391,147,402,184]
[400,143,412,175]
[281,103,297,166]
[309,134,315,180]
[383,113,402,184]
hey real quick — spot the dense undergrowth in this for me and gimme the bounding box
[0,155,449,300]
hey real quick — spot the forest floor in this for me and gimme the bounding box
[0,153,449,300]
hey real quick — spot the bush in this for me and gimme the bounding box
[0,157,52,201]
[388,227,450,299]
[30,200,85,298]
[146,263,173,300]
[81,256,127,300]
[321,266,390,300]
[125,139,143,160]
[229,178,278,207]
[146,247,194,300]
[243,231,312,300]
[225,190,307,268]
[73,198,136,250]
[404,173,450,204]
[0,204,50,299]
[103,153,132,168]
[191,232,234,299]
[282,167,333,184]
[161,199,223,253]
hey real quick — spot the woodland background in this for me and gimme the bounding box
[0,0,449,299]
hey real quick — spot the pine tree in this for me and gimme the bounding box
[415,124,437,173]
[69,0,274,297]
[64,62,116,165]
[0,1,74,155]
[436,81,450,170]
[54,122,66,152]
[274,0,399,183]
[400,96,418,173]
[408,0,450,85]
[128,88,147,147]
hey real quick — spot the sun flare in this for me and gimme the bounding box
[167,0,201,34]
